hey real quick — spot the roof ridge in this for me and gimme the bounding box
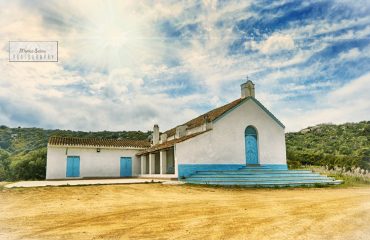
[48,136,150,148]
[163,98,243,136]
[137,130,210,155]
[49,136,148,142]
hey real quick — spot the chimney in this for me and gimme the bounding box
[175,125,187,138]
[160,133,167,143]
[241,80,255,98]
[153,124,159,145]
[203,114,212,130]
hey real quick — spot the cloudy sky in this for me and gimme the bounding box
[0,0,369,132]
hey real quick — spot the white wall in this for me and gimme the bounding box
[175,99,286,165]
[46,146,142,179]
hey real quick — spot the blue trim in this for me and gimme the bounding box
[214,97,285,129]
[178,164,244,178]
[261,164,288,170]
[178,164,288,179]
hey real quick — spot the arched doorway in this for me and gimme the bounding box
[245,126,259,164]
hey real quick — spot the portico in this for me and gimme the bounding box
[138,146,176,178]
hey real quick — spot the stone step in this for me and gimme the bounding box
[193,171,320,176]
[240,167,276,169]
[240,166,272,169]
[196,169,316,173]
[185,180,343,187]
[184,166,343,187]
[237,169,312,173]
[185,179,342,185]
[186,177,333,182]
[190,173,324,176]
[187,176,333,181]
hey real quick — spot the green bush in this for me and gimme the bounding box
[0,150,10,181]
[10,148,47,180]
[287,150,366,170]
[286,121,370,170]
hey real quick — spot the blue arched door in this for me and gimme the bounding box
[245,126,258,164]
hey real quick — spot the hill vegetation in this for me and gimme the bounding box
[286,121,370,170]
[0,126,151,181]
[0,121,369,181]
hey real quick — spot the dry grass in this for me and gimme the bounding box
[1,184,370,240]
[303,165,370,186]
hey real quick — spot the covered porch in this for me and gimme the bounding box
[137,146,177,179]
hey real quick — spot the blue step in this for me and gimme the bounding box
[183,166,342,187]
[195,171,318,176]
[186,180,339,185]
[185,180,343,187]
[187,176,333,181]
[240,166,271,169]
[188,173,327,177]
[197,170,313,173]
[237,170,313,173]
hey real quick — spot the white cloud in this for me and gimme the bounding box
[281,72,370,131]
[327,72,370,102]
[246,34,295,54]
[0,0,369,133]
[339,48,361,61]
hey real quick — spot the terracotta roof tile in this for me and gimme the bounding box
[48,136,151,149]
[164,98,243,137]
[137,130,210,155]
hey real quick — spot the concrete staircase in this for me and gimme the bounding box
[184,165,343,187]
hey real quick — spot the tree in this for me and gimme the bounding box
[11,148,47,180]
[0,150,10,180]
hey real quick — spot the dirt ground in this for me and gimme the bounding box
[1,184,370,240]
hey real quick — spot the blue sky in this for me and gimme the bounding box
[0,0,369,132]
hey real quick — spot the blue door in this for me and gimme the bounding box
[245,126,258,164]
[120,157,132,177]
[66,156,80,177]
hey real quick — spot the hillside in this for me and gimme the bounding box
[0,126,151,180]
[286,121,370,170]
[0,126,151,155]
[0,121,369,181]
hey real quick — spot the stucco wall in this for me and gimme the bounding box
[46,146,142,179]
[175,98,286,167]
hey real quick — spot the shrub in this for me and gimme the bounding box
[0,150,10,181]
[10,148,47,180]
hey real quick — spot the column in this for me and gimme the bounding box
[140,155,146,175]
[174,146,177,175]
[149,153,156,174]
[160,150,167,174]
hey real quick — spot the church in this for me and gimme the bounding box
[46,81,341,186]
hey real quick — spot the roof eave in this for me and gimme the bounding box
[136,130,211,156]
[48,143,148,150]
[212,97,285,129]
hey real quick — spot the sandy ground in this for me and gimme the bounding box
[4,179,169,188]
[0,184,369,240]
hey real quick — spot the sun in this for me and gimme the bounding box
[94,25,129,49]
[63,1,160,71]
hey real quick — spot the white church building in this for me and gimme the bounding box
[46,81,287,180]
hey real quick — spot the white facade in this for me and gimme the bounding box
[46,81,287,180]
[175,99,286,166]
[46,146,142,179]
